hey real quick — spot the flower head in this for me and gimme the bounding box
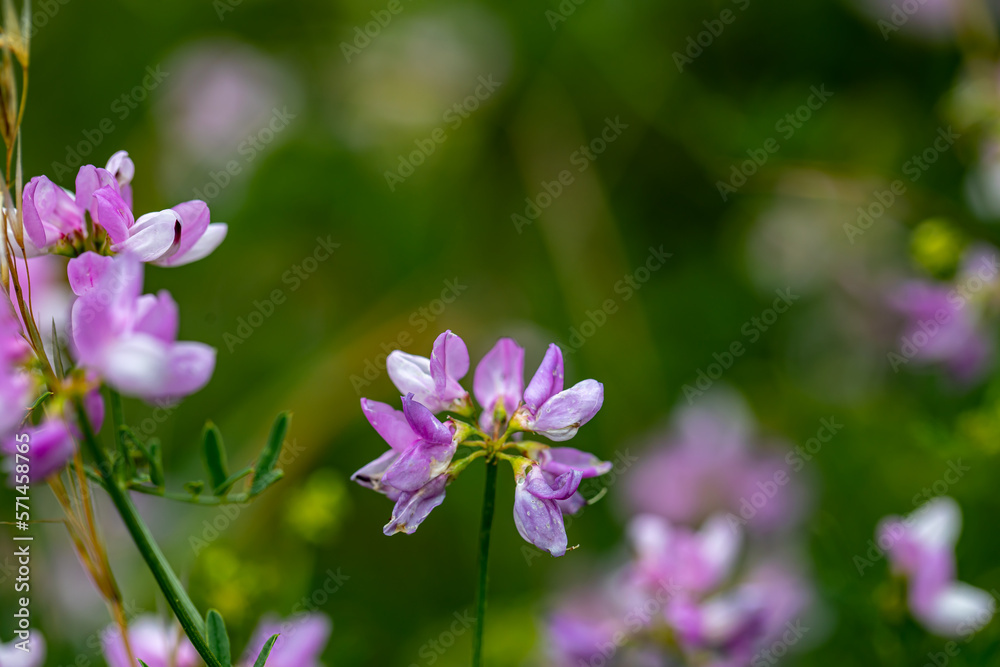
[19,150,226,266]
[355,332,608,555]
[68,252,216,401]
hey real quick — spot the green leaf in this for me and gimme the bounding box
[148,439,165,488]
[253,634,279,667]
[206,609,231,667]
[202,422,231,495]
[251,412,290,496]
[139,662,150,667]
[184,480,205,497]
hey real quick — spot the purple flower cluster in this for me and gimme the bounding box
[546,513,815,667]
[877,496,994,637]
[888,245,1000,384]
[352,331,609,556]
[17,150,226,264]
[544,392,818,666]
[0,150,224,487]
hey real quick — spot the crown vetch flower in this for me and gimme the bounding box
[21,150,226,267]
[68,251,216,401]
[878,496,994,637]
[512,344,604,442]
[513,464,582,556]
[354,331,609,556]
[386,329,470,413]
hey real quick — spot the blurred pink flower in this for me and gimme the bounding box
[624,391,808,533]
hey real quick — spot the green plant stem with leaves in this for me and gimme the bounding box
[74,392,284,667]
[74,397,224,667]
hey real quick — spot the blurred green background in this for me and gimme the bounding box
[6,0,1000,664]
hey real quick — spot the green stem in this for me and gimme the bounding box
[472,458,498,667]
[107,389,129,481]
[74,401,223,667]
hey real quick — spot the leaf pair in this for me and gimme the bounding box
[200,412,290,498]
[202,609,279,667]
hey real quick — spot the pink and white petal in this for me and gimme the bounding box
[113,212,179,262]
[160,342,217,399]
[134,290,180,343]
[67,252,115,296]
[155,223,227,267]
[917,582,995,637]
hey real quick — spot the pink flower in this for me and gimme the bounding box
[0,631,45,666]
[101,616,199,667]
[241,613,331,667]
[386,330,469,413]
[878,496,995,637]
[68,252,216,401]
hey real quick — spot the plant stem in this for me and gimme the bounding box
[74,401,223,667]
[472,458,498,667]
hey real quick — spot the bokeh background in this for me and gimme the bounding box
[6,0,1000,664]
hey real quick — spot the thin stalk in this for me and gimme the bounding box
[73,400,223,667]
[472,458,498,667]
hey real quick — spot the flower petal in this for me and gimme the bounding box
[473,337,524,426]
[430,329,469,402]
[92,186,133,244]
[401,393,454,445]
[524,344,564,414]
[350,449,401,498]
[360,398,419,452]
[156,222,227,267]
[539,446,612,478]
[67,252,114,296]
[382,439,455,492]
[527,379,604,441]
[384,474,448,535]
[514,481,569,556]
[525,468,582,501]
[112,211,180,262]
